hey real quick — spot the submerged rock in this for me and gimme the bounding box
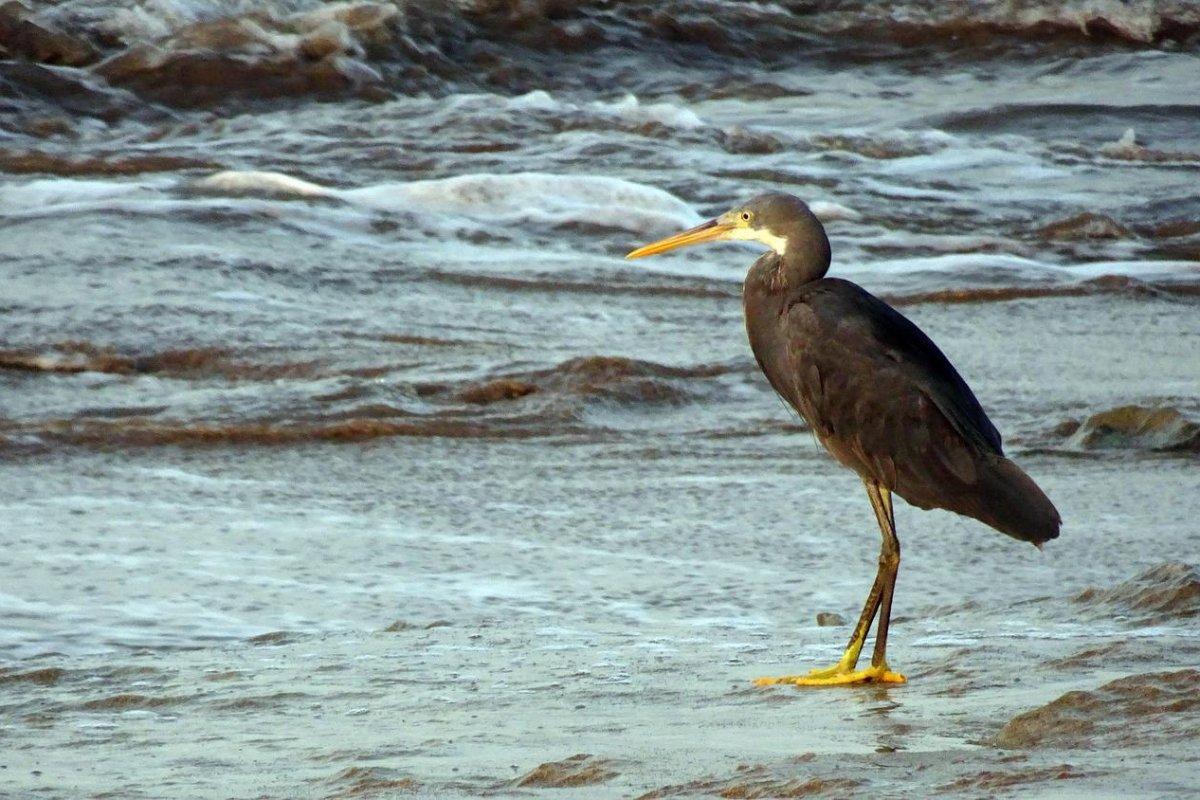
[0,60,150,131]
[993,669,1200,749]
[0,1,98,66]
[96,44,386,108]
[1073,563,1200,624]
[1064,406,1200,453]
[1037,212,1131,241]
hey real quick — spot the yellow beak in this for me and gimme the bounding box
[625,218,735,259]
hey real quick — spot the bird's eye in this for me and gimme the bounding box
[741,212,751,222]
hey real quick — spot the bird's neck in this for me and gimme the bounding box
[747,244,829,294]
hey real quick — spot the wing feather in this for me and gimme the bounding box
[780,278,999,505]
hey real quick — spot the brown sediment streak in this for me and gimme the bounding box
[512,755,618,789]
[0,668,65,686]
[459,378,538,405]
[809,134,934,160]
[79,693,188,711]
[537,355,734,382]
[887,276,1200,307]
[1,354,736,449]
[370,334,473,346]
[638,765,860,799]
[23,417,540,448]
[937,765,1085,793]
[325,766,419,796]
[1143,220,1200,239]
[0,149,217,176]
[0,343,320,380]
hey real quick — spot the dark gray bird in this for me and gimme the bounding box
[627,193,1060,686]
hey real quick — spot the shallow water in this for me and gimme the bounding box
[2,1,1200,797]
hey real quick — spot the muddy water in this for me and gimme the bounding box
[2,1,1200,797]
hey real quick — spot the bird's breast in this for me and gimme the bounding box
[743,280,800,410]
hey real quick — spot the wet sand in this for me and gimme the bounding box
[2,295,1199,798]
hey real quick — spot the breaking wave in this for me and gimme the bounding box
[4,170,701,237]
[2,0,1195,118]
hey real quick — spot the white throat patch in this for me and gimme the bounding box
[726,225,789,256]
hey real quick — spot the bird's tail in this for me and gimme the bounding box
[966,456,1061,545]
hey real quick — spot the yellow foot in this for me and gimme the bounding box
[752,656,857,685]
[754,664,906,687]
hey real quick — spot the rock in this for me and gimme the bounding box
[993,670,1200,749]
[96,44,385,108]
[0,60,151,128]
[1065,406,1200,452]
[816,612,846,627]
[0,1,99,66]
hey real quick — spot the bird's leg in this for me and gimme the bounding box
[754,481,906,687]
[868,485,901,674]
[800,566,885,679]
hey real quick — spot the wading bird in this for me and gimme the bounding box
[627,194,1060,686]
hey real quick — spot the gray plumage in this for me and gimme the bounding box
[740,193,1060,544]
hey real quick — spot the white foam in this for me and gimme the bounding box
[179,169,701,234]
[505,90,706,130]
[849,252,1061,278]
[809,201,862,222]
[188,170,338,199]
[342,172,703,234]
[593,93,705,130]
[843,252,1200,283]
[1065,259,1200,279]
[1100,127,1144,158]
[289,1,398,32]
[879,146,1059,179]
[0,177,152,208]
[1009,1,1163,43]
[507,89,560,112]
[0,170,703,237]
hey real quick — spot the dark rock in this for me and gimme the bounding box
[0,1,98,66]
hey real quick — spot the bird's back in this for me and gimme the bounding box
[745,275,1060,544]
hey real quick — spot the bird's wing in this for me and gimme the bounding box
[781,279,1003,492]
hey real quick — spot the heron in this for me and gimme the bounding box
[626,193,1060,686]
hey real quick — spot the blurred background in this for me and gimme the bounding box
[1,1,1198,798]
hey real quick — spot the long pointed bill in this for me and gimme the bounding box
[625,219,735,259]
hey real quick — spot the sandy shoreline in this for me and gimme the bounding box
[2,410,1198,797]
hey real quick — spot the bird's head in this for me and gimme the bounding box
[626,193,827,266]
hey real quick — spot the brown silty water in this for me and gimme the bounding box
[1,1,1199,797]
